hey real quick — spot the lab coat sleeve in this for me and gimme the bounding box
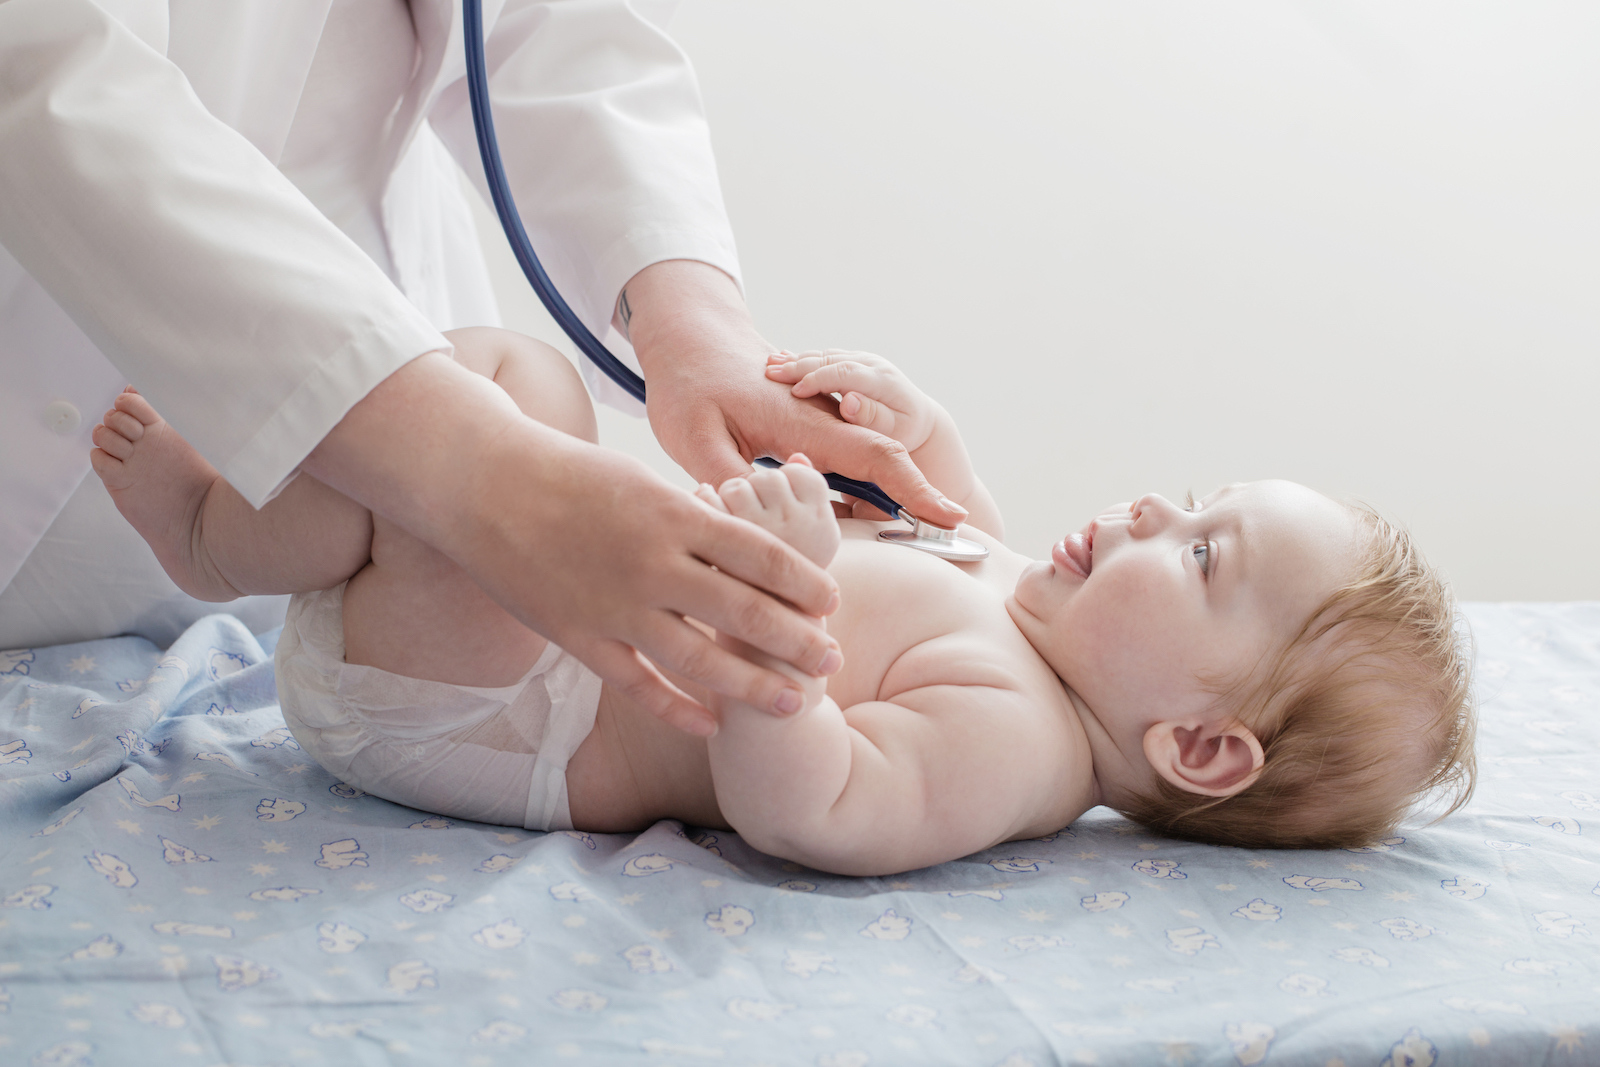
[0,0,451,508]
[428,0,743,348]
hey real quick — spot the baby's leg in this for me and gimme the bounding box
[90,390,374,602]
[339,328,599,687]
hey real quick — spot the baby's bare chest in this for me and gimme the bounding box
[823,531,1054,708]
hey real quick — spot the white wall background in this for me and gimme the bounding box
[473,0,1600,601]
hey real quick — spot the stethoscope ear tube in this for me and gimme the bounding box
[463,1,984,558]
[462,0,645,404]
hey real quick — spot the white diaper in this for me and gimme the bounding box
[274,583,601,831]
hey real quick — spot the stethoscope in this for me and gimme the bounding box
[460,0,987,563]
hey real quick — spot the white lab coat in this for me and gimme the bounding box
[0,0,740,648]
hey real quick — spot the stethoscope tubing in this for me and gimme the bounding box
[461,0,906,520]
[462,0,644,404]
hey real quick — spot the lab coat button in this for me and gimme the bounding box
[44,400,82,435]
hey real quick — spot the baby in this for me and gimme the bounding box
[90,327,1476,875]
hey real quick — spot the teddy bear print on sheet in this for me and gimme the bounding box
[0,605,1597,1064]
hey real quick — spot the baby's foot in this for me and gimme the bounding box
[695,455,842,569]
[89,388,243,602]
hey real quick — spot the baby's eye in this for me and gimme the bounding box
[1192,542,1211,576]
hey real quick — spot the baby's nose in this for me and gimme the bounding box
[1129,493,1184,530]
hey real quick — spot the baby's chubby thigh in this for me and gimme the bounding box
[444,326,599,445]
[342,326,590,687]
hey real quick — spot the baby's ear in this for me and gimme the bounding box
[1142,719,1265,798]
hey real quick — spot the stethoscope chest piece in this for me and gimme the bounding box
[879,512,990,562]
[747,458,989,562]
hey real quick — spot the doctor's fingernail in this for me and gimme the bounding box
[820,648,844,675]
[774,689,804,715]
[823,591,841,615]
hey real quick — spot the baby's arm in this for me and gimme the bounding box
[709,647,1045,874]
[765,351,1003,538]
[697,460,1035,875]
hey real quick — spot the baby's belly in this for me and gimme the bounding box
[565,527,1027,832]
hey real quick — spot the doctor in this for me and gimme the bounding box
[0,0,964,735]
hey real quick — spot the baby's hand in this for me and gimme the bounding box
[696,455,841,570]
[766,350,941,454]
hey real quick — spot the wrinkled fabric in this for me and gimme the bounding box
[1,604,1596,1064]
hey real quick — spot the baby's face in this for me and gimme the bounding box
[1009,481,1360,741]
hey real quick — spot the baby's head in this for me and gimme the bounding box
[1008,480,1475,849]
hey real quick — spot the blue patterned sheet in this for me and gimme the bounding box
[2,604,1597,1067]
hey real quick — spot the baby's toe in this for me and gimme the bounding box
[89,446,126,485]
[113,389,163,428]
[101,408,146,444]
[91,423,134,461]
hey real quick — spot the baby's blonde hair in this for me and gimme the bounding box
[1120,506,1476,849]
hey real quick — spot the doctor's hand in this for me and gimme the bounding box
[619,261,968,529]
[303,353,842,738]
